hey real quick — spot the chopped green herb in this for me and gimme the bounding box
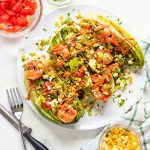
[118,99,126,107]
[69,57,83,72]
[21,54,27,61]
[117,18,123,25]
[43,27,48,32]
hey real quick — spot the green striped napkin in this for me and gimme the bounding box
[81,40,150,150]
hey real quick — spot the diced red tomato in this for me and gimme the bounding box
[0,14,10,22]
[26,0,37,10]
[26,15,33,24]
[10,16,17,25]
[12,25,22,32]
[16,15,28,26]
[7,25,21,32]
[42,101,52,111]
[0,0,11,3]
[12,2,24,13]
[0,3,6,10]
[20,6,35,15]
[6,10,16,16]
[0,0,37,33]
[10,0,17,8]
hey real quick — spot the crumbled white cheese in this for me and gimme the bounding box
[116,78,121,84]
[89,50,94,54]
[58,97,63,103]
[85,71,90,76]
[113,73,118,77]
[65,32,74,40]
[93,43,100,47]
[120,80,126,89]
[43,75,49,79]
[99,45,104,50]
[128,59,133,65]
[78,78,81,81]
[49,77,53,81]
[77,35,82,40]
[47,86,51,90]
[86,78,92,86]
[76,82,79,86]
[51,99,58,107]
[89,59,96,69]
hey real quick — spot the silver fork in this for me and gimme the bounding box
[6,87,26,150]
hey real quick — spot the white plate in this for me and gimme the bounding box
[17,4,146,130]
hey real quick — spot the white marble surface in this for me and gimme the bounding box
[0,0,150,149]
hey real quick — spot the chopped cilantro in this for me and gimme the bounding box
[69,57,83,72]
[117,18,123,25]
[118,99,126,107]
[43,27,48,32]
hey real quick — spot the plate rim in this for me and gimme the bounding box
[16,4,146,130]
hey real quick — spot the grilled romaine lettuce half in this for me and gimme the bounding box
[83,14,144,68]
[24,76,84,124]
[97,15,144,68]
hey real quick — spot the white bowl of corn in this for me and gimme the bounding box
[97,124,142,150]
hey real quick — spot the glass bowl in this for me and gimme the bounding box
[96,124,142,150]
[0,0,43,38]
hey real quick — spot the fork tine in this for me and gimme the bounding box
[6,89,14,109]
[16,87,23,106]
[13,88,19,107]
[10,88,17,108]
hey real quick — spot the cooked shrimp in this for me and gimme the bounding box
[25,60,43,80]
[116,45,129,54]
[97,27,111,40]
[63,71,72,78]
[25,70,43,80]
[101,94,112,101]
[74,66,86,78]
[92,74,104,85]
[92,84,112,101]
[25,60,40,70]
[103,73,112,83]
[79,27,92,34]
[57,103,77,123]
[106,63,119,72]
[96,50,113,65]
[106,34,119,46]
[55,60,64,69]
[101,83,112,101]
[101,63,119,73]
[101,83,112,95]
[92,84,103,100]
[52,44,70,59]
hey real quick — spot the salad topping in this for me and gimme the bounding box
[23,12,144,124]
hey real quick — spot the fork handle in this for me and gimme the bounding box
[19,122,27,150]
[23,128,49,150]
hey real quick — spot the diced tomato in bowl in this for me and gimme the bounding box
[0,0,42,38]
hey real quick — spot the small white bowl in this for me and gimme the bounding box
[96,124,142,150]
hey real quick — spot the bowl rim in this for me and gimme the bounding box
[96,124,142,150]
[0,0,43,38]
[48,0,71,6]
